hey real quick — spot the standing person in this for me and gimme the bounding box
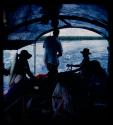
[43,29,63,78]
[43,29,63,112]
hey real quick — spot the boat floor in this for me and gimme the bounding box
[4,72,110,122]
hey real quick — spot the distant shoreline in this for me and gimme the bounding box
[39,36,105,41]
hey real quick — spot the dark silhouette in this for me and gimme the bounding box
[43,29,63,93]
[43,29,63,76]
[43,29,63,112]
[67,48,91,77]
[4,50,36,106]
[66,52,108,112]
[9,50,35,86]
[65,48,91,111]
[86,60,108,104]
[87,60,108,81]
[3,67,10,76]
[15,50,35,80]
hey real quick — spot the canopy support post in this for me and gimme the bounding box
[33,42,36,75]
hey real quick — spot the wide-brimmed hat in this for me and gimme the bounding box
[19,50,32,59]
[80,48,91,55]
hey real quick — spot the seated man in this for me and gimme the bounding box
[66,48,91,76]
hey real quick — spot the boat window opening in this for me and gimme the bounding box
[3,28,108,93]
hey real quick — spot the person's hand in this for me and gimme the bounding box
[66,64,72,67]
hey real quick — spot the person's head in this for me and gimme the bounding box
[19,50,32,60]
[80,48,91,57]
[53,29,59,37]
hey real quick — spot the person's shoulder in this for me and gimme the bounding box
[56,39,61,44]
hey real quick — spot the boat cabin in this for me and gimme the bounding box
[0,0,113,122]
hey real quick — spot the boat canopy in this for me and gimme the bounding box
[2,2,109,49]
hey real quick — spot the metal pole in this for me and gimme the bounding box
[33,43,36,75]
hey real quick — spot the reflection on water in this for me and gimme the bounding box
[3,40,108,91]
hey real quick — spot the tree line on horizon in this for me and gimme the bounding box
[38,36,105,41]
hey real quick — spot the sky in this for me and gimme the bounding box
[45,28,101,36]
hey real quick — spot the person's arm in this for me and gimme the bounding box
[57,41,63,57]
[26,62,35,79]
[66,64,80,67]
[72,67,81,72]
[67,67,81,73]
[66,58,85,68]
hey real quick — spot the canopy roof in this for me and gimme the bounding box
[2,2,109,49]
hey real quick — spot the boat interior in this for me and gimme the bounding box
[0,0,113,123]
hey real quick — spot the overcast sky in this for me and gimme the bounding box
[45,28,101,36]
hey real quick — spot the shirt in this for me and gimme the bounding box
[43,36,63,65]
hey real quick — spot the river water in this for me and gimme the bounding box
[3,39,108,92]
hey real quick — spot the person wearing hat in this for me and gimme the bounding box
[66,48,91,75]
[14,50,35,81]
[66,48,91,108]
[4,50,36,107]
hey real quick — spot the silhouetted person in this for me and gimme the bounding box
[88,60,108,82]
[43,29,63,89]
[43,29,63,77]
[4,50,36,106]
[43,29,63,112]
[16,50,35,80]
[85,60,108,106]
[9,50,35,86]
[66,48,91,110]
[67,48,91,77]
